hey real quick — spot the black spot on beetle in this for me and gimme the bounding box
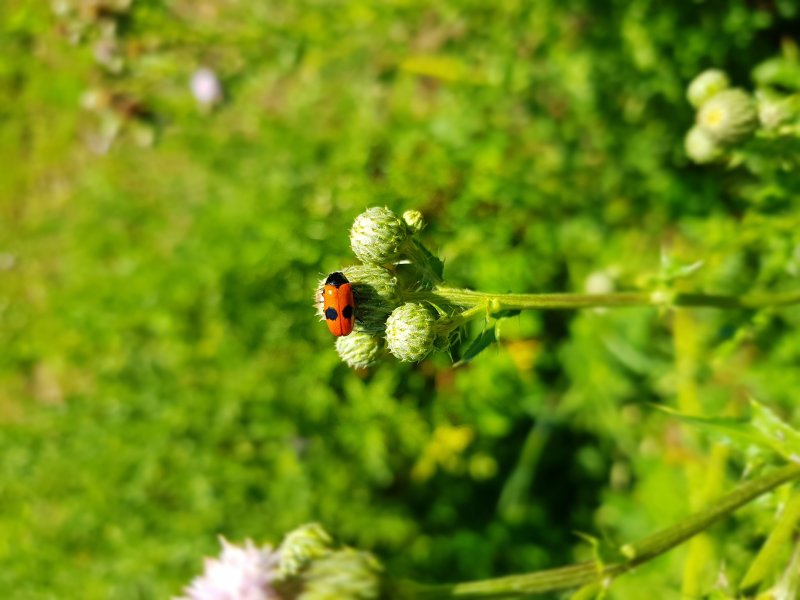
[325,272,349,287]
[342,305,353,320]
[325,307,338,321]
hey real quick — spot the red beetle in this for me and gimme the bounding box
[322,272,355,336]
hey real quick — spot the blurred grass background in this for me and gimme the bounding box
[2,1,800,598]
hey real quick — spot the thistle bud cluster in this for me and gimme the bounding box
[317,207,452,367]
[683,69,759,164]
[178,523,383,600]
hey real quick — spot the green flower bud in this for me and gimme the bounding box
[316,265,398,335]
[696,88,758,145]
[385,302,436,362]
[279,523,333,578]
[340,264,396,304]
[402,209,425,233]
[756,90,794,130]
[350,207,410,265]
[684,125,723,164]
[336,332,385,369]
[343,264,398,334]
[299,549,383,600]
[686,69,730,109]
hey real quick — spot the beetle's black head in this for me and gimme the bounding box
[325,271,349,287]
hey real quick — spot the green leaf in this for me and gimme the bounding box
[454,327,497,366]
[753,56,800,90]
[489,307,522,320]
[657,250,704,284]
[657,400,800,463]
[740,490,800,591]
[570,581,607,600]
[411,238,445,281]
[773,542,800,600]
[750,400,800,463]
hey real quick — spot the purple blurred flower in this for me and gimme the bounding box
[179,537,281,600]
[191,67,223,107]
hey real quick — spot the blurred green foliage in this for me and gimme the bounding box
[1,1,800,598]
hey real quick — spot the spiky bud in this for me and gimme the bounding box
[336,332,385,369]
[756,90,794,131]
[402,210,426,233]
[341,264,396,306]
[684,125,723,164]
[696,89,758,145]
[299,549,383,600]
[686,69,730,109]
[385,303,436,362]
[343,264,398,334]
[350,207,410,265]
[316,265,397,335]
[279,524,333,578]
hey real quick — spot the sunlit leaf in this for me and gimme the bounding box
[489,307,522,320]
[454,327,497,366]
[750,400,800,464]
[740,491,800,591]
[658,401,800,463]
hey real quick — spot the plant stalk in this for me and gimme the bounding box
[403,287,800,312]
[390,464,800,599]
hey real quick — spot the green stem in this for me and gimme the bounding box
[402,287,800,312]
[390,464,800,599]
[774,539,800,598]
[740,487,800,590]
[436,305,485,335]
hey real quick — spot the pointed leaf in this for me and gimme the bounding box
[570,581,607,600]
[750,399,800,463]
[657,250,704,284]
[454,327,497,366]
[489,307,522,320]
[740,491,800,591]
[411,238,444,281]
[657,404,800,463]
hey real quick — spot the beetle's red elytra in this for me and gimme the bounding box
[322,272,355,336]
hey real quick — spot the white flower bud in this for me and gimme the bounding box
[585,271,614,295]
[684,125,723,164]
[696,89,758,145]
[385,303,436,362]
[279,523,333,578]
[686,69,730,109]
[350,207,410,265]
[402,209,425,233]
